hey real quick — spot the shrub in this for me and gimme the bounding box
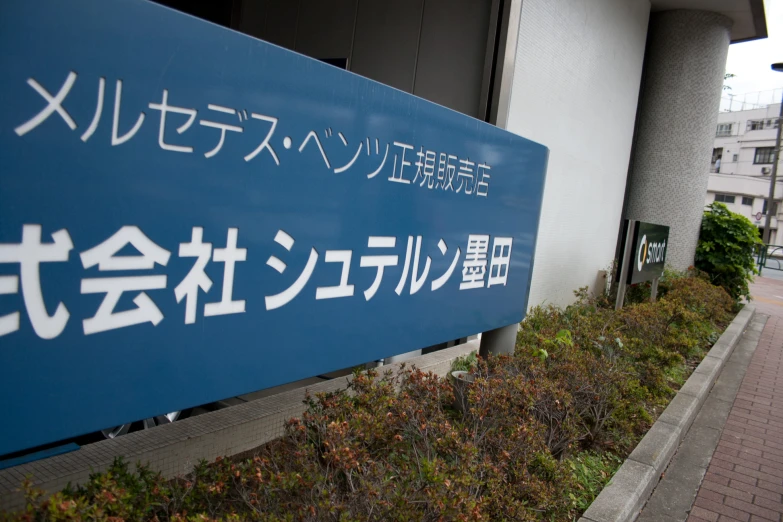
[450,351,478,372]
[696,202,761,302]
[518,273,733,452]
[565,452,623,514]
[8,273,736,522]
[622,266,690,304]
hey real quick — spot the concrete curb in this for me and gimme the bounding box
[579,304,756,522]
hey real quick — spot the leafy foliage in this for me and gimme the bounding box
[564,452,623,513]
[723,72,735,91]
[450,351,478,372]
[696,202,761,302]
[7,274,735,522]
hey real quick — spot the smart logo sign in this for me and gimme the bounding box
[628,222,670,285]
[0,0,548,455]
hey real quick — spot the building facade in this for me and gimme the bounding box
[147,0,768,357]
[706,102,783,242]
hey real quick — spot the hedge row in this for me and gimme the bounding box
[6,272,736,521]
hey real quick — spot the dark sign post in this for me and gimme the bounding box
[0,0,548,456]
[615,220,670,309]
[615,220,635,310]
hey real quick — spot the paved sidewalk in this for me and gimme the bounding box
[687,278,783,522]
[747,277,783,318]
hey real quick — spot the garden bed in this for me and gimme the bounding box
[5,272,739,521]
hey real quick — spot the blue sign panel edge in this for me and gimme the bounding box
[0,0,548,455]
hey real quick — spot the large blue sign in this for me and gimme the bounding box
[0,0,548,455]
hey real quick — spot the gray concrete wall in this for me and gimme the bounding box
[625,10,733,270]
[237,0,492,119]
[505,0,650,309]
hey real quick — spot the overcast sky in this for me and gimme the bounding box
[722,0,783,108]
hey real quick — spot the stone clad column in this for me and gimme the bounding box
[625,10,732,270]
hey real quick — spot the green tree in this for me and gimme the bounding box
[695,202,761,302]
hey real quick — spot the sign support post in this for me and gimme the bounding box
[650,278,659,302]
[479,323,519,357]
[615,220,636,310]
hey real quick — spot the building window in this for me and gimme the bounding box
[716,123,733,137]
[715,194,735,204]
[732,154,739,162]
[754,147,776,164]
[742,197,753,206]
[763,200,779,215]
[711,147,723,172]
[748,119,780,131]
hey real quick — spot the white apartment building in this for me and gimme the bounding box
[706,102,783,242]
